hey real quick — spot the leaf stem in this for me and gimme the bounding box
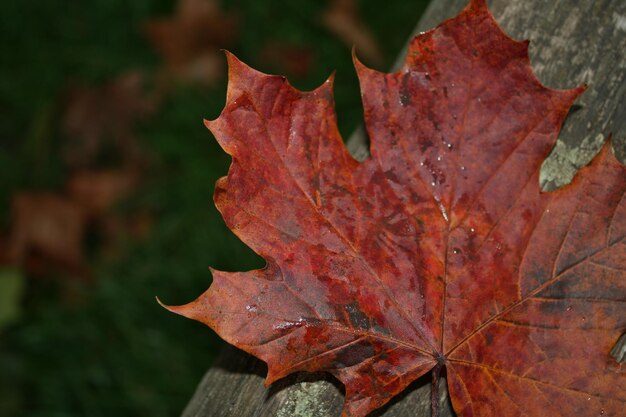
[431,360,443,417]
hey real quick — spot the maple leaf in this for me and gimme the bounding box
[163,0,626,416]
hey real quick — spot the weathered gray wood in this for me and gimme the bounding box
[182,345,452,417]
[183,0,626,416]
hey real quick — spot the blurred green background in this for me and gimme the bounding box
[0,0,430,416]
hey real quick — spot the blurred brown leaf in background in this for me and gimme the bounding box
[323,0,383,66]
[67,168,140,217]
[68,168,147,259]
[4,193,89,279]
[62,71,156,169]
[144,0,238,86]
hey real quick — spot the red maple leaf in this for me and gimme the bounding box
[162,1,626,416]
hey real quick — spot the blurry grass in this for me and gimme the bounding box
[0,0,429,416]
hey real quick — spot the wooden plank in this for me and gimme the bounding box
[182,0,626,416]
[182,345,453,417]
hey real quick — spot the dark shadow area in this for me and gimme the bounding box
[368,373,431,417]
[212,345,268,379]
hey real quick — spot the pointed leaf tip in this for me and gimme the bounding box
[351,46,362,67]
[325,70,336,86]
[352,49,375,79]
[156,296,194,319]
[155,296,171,311]
[223,49,240,67]
[203,118,215,130]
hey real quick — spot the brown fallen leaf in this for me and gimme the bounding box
[323,0,383,66]
[0,238,12,265]
[67,167,153,259]
[62,71,155,169]
[5,192,89,278]
[67,168,140,217]
[144,0,238,86]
